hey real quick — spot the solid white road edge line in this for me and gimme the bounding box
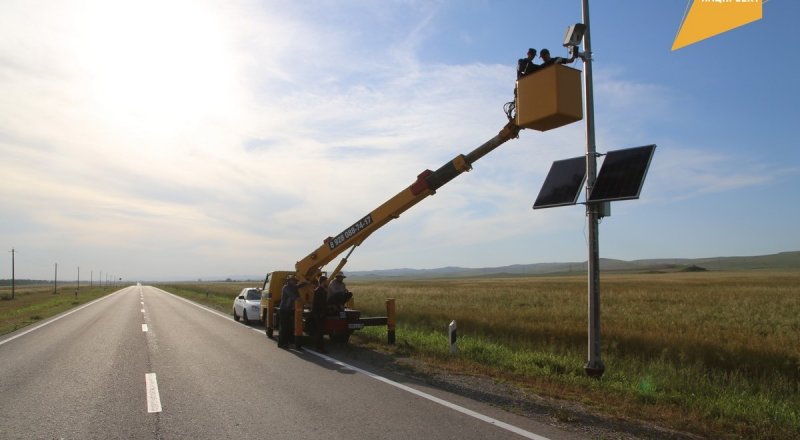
[156,287,551,440]
[307,350,551,440]
[145,373,162,413]
[0,288,128,347]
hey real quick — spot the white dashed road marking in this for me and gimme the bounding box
[145,373,162,413]
[142,324,148,332]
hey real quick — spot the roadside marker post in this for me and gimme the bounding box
[448,320,457,354]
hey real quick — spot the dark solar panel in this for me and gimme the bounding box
[533,156,586,209]
[588,145,656,203]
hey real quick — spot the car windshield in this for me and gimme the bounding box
[245,289,261,301]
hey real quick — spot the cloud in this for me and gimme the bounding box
[5,1,790,279]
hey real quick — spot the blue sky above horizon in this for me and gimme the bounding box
[2,0,798,281]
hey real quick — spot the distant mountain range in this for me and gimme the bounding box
[17,251,790,284]
[343,251,800,279]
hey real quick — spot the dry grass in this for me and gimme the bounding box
[347,270,800,439]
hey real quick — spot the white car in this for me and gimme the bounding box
[233,287,262,324]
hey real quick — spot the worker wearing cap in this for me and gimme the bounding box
[327,273,352,308]
[278,276,300,348]
[540,48,575,67]
[517,48,540,79]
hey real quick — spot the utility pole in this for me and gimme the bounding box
[10,248,15,300]
[581,0,605,378]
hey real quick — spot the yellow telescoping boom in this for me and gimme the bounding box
[262,120,521,344]
[296,120,522,284]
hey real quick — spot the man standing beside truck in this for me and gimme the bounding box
[312,276,329,353]
[327,273,352,308]
[278,276,300,348]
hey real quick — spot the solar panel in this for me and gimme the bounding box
[588,145,656,203]
[533,156,586,209]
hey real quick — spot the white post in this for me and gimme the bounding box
[448,320,458,354]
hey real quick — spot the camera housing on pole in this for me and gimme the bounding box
[563,23,588,61]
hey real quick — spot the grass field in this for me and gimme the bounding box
[4,271,798,439]
[0,283,121,335]
[345,271,800,439]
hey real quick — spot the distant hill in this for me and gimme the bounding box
[112,251,800,283]
[346,251,800,279]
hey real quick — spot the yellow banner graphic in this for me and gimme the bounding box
[672,0,762,51]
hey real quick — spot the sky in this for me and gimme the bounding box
[1,0,798,281]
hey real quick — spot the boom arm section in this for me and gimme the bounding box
[295,120,521,281]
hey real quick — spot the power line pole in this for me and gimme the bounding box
[10,248,15,300]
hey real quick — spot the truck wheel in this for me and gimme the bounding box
[266,327,274,339]
[242,311,249,324]
[233,309,240,322]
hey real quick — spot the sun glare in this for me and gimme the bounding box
[72,0,240,143]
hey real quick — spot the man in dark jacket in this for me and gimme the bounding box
[311,276,329,353]
[517,48,540,79]
[278,276,300,348]
[327,273,352,308]
[540,48,575,67]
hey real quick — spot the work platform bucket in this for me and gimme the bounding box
[515,64,583,131]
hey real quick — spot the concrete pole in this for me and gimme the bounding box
[11,248,15,300]
[581,0,605,378]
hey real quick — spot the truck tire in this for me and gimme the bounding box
[242,311,249,324]
[266,327,274,339]
[233,309,240,322]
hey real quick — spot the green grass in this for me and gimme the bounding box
[0,284,120,335]
[347,271,800,440]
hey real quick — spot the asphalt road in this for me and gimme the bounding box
[0,285,584,440]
